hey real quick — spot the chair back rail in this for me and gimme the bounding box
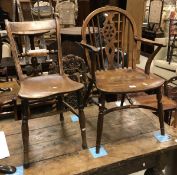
[5,16,64,81]
[81,6,139,74]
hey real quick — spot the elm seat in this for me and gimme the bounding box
[96,69,164,93]
[19,74,84,99]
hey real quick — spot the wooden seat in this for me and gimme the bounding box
[96,69,164,93]
[81,6,166,153]
[19,74,83,99]
[5,16,87,168]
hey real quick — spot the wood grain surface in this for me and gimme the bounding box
[0,103,177,174]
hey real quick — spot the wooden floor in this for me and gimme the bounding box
[0,103,177,175]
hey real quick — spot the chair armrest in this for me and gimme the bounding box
[80,41,99,53]
[134,36,166,47]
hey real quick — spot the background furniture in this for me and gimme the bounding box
[141,0,165,55]
[147,0,164,31]
[0,81,19,120]
[30,0,54,20]
[81,6,165,153]
[152,37,177,80]
[6,17,87,168]
[167,18,177,63]
[55,0,78,27]
[134,76,177,125]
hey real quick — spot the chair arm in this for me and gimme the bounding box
[134,36,166,47]
[80,41,99,53]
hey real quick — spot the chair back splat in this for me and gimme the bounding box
[81,6,139,74]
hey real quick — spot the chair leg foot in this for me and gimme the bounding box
[156,87,165,135]
[23,162,30,169]
[21,99,30,168]
[96,145,101,154]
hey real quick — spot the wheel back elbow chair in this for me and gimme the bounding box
[5,16,87,168]
[81,6,166,153]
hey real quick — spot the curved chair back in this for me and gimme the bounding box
[81,6,139,72]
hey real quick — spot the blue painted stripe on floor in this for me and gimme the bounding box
[70,114,79,122]
[154,131,171,142]
[89,146,108,158]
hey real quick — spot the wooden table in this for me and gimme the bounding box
[1,103,177,174]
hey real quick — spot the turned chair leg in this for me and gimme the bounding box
[156,87,165,135]
[21,99,30,168]
[57,96,64,123]
[77,91,87,149]
[83,81,93,107]
[96,93,105,153]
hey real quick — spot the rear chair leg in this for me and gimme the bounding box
[83,81,93,107]
[57,96,64,123]
[77,91,87,149]
[120,94,126,106]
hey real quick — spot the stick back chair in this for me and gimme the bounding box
[81,6,166,153]
[5,16,87,168]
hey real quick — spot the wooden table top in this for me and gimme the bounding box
[1,103,177,174]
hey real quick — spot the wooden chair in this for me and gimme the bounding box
[5,16,87,168]
[81,6,166,153]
